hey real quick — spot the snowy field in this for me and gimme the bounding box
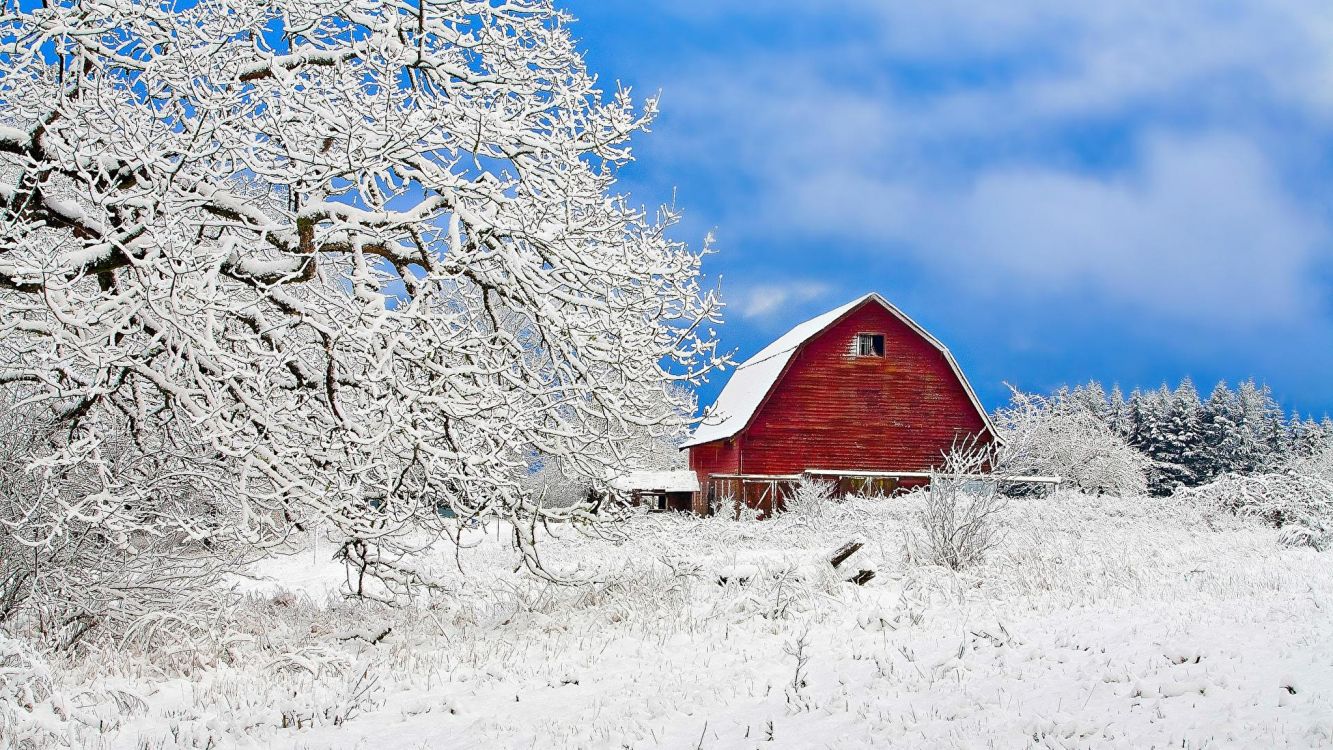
[5,491,1332,749]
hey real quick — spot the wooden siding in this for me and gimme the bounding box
[688,439,741,514]
[691,301,990,483]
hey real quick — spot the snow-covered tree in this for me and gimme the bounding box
[1117,381,1208,495]
[1290,413,1329,459]
[1235,379,1285,472]
[1200,380,1243,482]
[1105,385,1130,437]
[0,0,723,581]
[523,382,695,508]
[1067,380,1109,418]
[1122,387,1163,492]
[994,388,1149,497]
[1015,378,1315,496]
[1155,379,1206,491]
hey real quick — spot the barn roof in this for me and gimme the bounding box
[681,292,997,448]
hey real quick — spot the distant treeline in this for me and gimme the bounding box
[1023,380,1333,496]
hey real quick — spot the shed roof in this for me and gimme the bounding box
[681,293,997,448]
[611,469,701,493]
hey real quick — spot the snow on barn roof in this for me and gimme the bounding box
[681,292,998,448]
[611,470,700,493]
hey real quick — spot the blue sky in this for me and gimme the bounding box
[565,0,1333,417]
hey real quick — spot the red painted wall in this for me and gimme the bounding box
[688,438,741,512]
[689,301,990,481]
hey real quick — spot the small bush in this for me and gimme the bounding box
[0,633,53,747]
[907,438,1008,571]
[1277,523,1328,551]
[0,391,240,654]
[1178,465,1333,550]
[781,478,835,524]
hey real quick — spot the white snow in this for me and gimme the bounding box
[611,469,700,493]
[683,293,997,448]
[9,491,1333,749]
[0,123,29,146]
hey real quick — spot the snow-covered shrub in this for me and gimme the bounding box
[520,462,597,510]
[907,439,1009,570]
[708,486,739,519]
[781,478,835,525]
[736,502,763,523]
[1177,458,1333,550]
[0,632,53,748]
[1289,446,1333,482]
[0,391,238,654]
[995,388,1149,496]
[1277,524,1328,551]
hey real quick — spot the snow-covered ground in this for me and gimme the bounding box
[7,491,1333,749]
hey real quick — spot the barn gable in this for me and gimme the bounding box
[682,293,996,450]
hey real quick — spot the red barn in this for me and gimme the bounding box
[683,293,998,515]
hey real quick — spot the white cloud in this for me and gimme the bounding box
[651,0,1333,123]
[869,0,1333,136]
[731,280,833,320]
[642,0,1333,326]
[919,134,1321,323]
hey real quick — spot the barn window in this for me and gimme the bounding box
[856,333,885,357]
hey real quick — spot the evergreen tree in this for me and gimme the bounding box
[1106,385,1130,438]
[1200,381,1242,481]
[1070,381,1109,419]
[1126,387,1172,494]
[1125,388,1150,455]
[1290,414,1326,458]
[1010,377,1310,491]
[1152,379,1205,493]
[1265,412,1290,464]
[1236,379,1282,473]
